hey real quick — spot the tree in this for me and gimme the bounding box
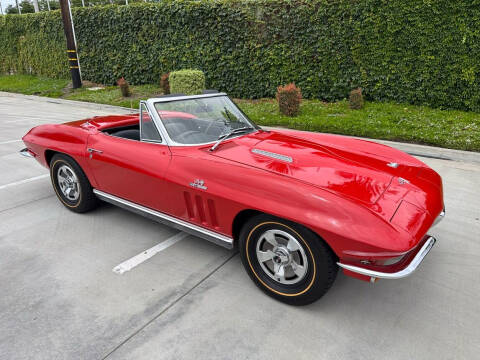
[18,0,35,13]
[6,5,19,14]
[39,0,60,11]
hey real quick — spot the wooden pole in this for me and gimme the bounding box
[59,0,82,88]
[15,0,21,14]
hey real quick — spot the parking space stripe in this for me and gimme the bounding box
[0,174,49,190]
[112,232,189,275]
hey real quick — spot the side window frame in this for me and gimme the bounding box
[140,101,163,143]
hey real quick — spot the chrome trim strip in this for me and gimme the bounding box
[148,92,227,103]
[337,236,436,279]
[251,148,293,163]
[139,101,166,144]
[93,189,234,249]
[145,95,258,147]
[19,148,33,158]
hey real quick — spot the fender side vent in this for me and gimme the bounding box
[251,149,293,163]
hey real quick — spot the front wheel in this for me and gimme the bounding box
[239,214,338,305]
[50,153,99,213]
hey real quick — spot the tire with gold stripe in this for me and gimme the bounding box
[50,153,99,213]
[239,214,337,305]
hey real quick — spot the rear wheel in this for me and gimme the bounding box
[50,153,98,213]
[239,214,338,305]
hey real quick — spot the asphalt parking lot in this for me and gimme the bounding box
[1,92,479,359]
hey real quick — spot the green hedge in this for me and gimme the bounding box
[169,69,205,95]
[1,1,480,111]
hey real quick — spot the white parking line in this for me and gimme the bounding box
[0,139,22,145]
[0,174,49,190]
[112,232,189,275]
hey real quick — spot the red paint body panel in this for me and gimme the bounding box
[22,114,444,280]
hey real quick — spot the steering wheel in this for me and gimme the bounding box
[175,130,204,144]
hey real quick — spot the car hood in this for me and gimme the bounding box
[211,129,426,205]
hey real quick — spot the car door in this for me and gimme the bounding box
[86,103,172,210]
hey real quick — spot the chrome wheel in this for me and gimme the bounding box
[57,164,80,201]
[255,229,308,285]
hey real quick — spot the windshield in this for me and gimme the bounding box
[154,95,257,145]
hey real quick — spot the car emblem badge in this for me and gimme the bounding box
[190,179,207,190]
[398,177,410,185]
[387,162,399,168]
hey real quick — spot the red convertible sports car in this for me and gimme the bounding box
[21,92,444,305]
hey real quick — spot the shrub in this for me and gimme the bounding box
[349,88,364,110]
[169,69,205,95]
[160,72,170,95]
[276,83,302,116]
[117,77,131,97]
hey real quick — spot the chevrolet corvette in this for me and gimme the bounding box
[20,92,444,305]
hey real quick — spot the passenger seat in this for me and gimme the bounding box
[112,129,140,141]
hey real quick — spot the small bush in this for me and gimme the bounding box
[160,72,170,95]
[276,83,302,116]
[349,88,364,110]
[169,69,205,95]
[117,77,131,97]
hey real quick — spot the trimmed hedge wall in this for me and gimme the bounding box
[1,1,480,111]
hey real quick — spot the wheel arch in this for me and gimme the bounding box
[232,209,264,245]
[45,149,57,167]
[44,149,98,188]
[231,209,338,260]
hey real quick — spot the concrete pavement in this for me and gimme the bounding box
[1,92,479,359]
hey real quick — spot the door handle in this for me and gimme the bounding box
[87,148,103,158]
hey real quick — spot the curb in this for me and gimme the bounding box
[0,91,138,113]
[358,137,479,164]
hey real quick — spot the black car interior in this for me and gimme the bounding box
[103,116,225,144]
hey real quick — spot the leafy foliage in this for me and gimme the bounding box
[276,83,302,116]
[5,1,35,14]
[349,88,364,110]
[169,69,205,95]
[1,1,480,111]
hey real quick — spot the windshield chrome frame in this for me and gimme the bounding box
[139,101,165,144]
[145,93,258,147]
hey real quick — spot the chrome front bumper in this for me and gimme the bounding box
[433,208,445,226]
[337,235,436,280]
[19,148,34,158]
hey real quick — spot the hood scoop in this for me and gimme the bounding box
[251,148,293,163]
